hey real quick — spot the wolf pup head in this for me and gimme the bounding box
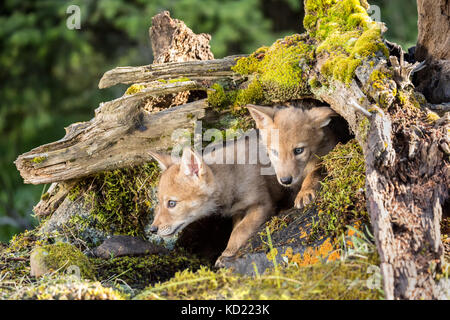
[246,105,336,187]
[148,148,217,238]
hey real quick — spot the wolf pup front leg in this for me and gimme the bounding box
[246,104,338,209]
[215,203,273,267]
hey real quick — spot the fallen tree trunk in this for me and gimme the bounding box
[14,1,449,300]
[14,84,208,185]
[98,55,244,89]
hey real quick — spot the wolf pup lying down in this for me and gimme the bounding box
[148,135,285,267]
[246,105,338,209]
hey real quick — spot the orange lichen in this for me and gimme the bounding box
[283,238,341,267]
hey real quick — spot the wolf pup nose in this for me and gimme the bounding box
[280,176,293,185]
[246,104,338,210]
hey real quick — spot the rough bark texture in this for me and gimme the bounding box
[150,11,214,64]
[414,0,450,103]
[98,55,243,89]
[316,53,449,299]
[415,0,450,61]
[147,11,215,108]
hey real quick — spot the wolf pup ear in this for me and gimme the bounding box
[148,151,174,171]
[180,148,205,179]
[246,105,276,129]
[308,107,337,128]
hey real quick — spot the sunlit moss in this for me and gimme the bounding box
[125,84,146,95]
[67,162,160,237]
[309,140,369,240]
[136,258,382,300]
[233,34,315,101]
[31,242,95,279]
[32,156,47,164]
[306,0,389,84]
[3,276,126,300]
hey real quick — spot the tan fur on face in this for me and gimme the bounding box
[247,104,338,209]
[269,107,335,185]
[152,161,217,237]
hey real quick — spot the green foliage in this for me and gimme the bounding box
[92,249,205,290]
[68,163,160,237]
[306,0,389,84]
[136,259,382,300]
[232,34,315,101]
[32,242,95,279]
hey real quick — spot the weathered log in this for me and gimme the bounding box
[148,10,215,108]
[415,0,450,62]
[33,181,76,218]
[15,93,208,185]
[317,52,448,299]
[98,55,244,89]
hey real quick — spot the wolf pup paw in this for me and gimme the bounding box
[214,255,235,268]
[294,189,316,209]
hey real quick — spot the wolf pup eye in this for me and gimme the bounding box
[293,147,304,155]
[167,200,177,208]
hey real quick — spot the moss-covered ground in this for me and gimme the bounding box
[0,228,207,299]
[136,228,383,300]
[67,162,160,238]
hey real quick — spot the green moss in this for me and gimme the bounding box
[310,140,369,240]
[234,79,264,108]
[136,258,382,300]
[208,78,264,117]
[125,84,145,95]
[426,111,440,123]
[168,77,191,83]
[261,215,289,236]
[308,76,321,89]
[1,230,44,286]
[32,242,95,279]
[41,192,50,201]
[233,54,262,75]
[32,156,47,164]
[92,249,205,290]
[306,0,389,84]
[67,162,160,237]
[233,34,315,102]
[358,117,370,142]
[3,276,126,300]
[207,83,232,110]
[321,55,362,84]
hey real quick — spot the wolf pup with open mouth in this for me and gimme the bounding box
[246,104,338,209]
[148,135,285,268]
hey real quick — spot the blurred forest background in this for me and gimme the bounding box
[0,0,418,242]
